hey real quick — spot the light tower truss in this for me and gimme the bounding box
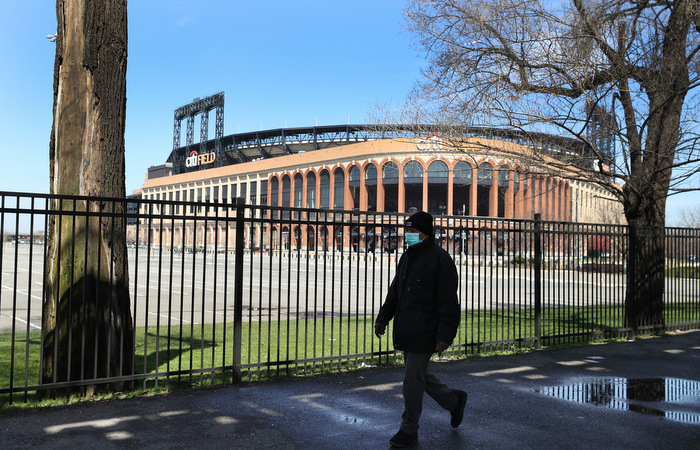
[172,92,225,173]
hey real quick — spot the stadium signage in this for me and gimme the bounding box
[416,134,443,151]
[185,150,216,168]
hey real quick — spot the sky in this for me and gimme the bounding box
[0,1,697,225]
[0,1,420,194]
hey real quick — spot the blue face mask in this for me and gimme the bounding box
[405,232,423,247]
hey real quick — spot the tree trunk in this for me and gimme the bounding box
[624,171,669,337]
[42,0,132,395]
[626,217,666,337]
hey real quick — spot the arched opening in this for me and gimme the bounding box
[294,173,303,208]
[282,225,290,250]
[497,165,509,218]
[477,162,492,217]
[270,176,279,219]
[364,226,377,253]
[307,225,316,251]
[306,171,316,208]
[453,161,472,216]
[293,225,301,250]
[333,168,345,210]
[349,165,360,210]
[351,226,360,252]
[282,174,291,219]
[335,226,343,251]
[403,160,423,213]
[427,160,448,215]
[271,226,279,251]
[365,163,377,211]
[320,169,330,210]
[513,170,521,218]
[382,162,399,213]
[320,226,329,251]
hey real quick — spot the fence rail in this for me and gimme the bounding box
[1,191,699,403]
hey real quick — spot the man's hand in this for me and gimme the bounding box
[374,322,386,338]
[436,341,450,356]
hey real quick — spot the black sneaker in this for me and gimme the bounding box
[450,390,468,428]
[390,430,418,448]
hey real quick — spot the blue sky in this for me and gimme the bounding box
[0,1,420,195]
[0,1,697,224]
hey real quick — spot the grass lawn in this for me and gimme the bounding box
[2,303,698,407]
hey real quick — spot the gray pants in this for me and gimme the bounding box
[400,351,458,434]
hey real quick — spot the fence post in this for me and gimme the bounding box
[534,213,542,349]
[233,197,245,382]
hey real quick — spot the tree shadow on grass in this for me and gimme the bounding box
[133,330,223,387]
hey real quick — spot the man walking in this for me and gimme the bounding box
[375,211,467,448]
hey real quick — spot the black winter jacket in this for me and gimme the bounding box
[376,237,460,353]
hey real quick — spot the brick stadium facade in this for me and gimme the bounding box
[134,121,623,252]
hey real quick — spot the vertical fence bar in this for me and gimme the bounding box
[232,197,245,383]
[627,220,637,340]
[9,196,19,403]
[534,213,542,349]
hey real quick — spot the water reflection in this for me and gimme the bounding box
[536,377,700,425]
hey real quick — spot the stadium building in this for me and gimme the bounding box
[135,93,623,251]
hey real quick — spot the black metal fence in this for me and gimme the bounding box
[1,191,699,403]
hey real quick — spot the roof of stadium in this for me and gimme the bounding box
[162,123,590,176]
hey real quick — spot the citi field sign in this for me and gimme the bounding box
[416,134,443,151]
[185,150,216,168]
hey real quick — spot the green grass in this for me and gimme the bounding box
[0,316,395,407]
[666,266,700,279]
[2,303,698,408]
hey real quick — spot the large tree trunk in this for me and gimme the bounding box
[42,0,132,395]
[623,146,673,337]
[625,217,666,337]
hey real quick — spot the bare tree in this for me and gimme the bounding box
[677,204,700,227]
[402,0,700,334]
[42,0,132,395]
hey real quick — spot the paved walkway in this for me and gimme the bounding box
[2,330,699,449]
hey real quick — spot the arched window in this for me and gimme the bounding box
[428,160,448,180]
[383,161,399,181]
[320,169,330,209]
[349,165,360,210]
[282,174,291,219]
[497,165,509,218]
[270,176,279,207]
[333,168,345,210]
[404,160,423,182]
[382,161,399,213]
[453,161,472,216]
[365,163,377,211]
[294,173,303,208]
[307,225,316,251]
[513,170,522,217]
[427,160,448,215]
[306,171,316,208]
[404,160,424,213]
[477,162,493,216]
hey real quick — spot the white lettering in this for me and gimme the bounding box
[185,152,216,168]
[416,135,443,151]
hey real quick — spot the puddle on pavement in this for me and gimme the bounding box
[536,377,700,425]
